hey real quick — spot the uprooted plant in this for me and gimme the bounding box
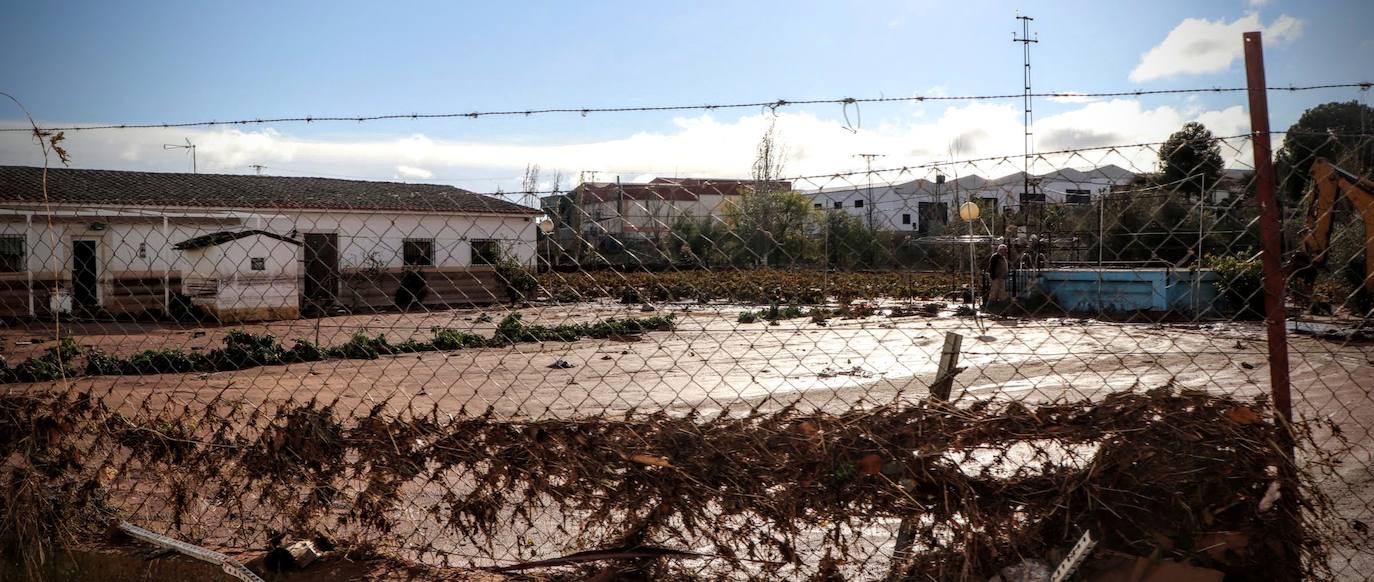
[2,313,676,384]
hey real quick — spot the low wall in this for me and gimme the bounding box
[187,273,300,323]
[1028,268,1220,315]
[337,266,506,311]
[0,272,180,318]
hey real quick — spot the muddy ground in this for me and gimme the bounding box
[3,301,1372,579]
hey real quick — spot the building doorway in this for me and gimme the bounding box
[71,239,100,308]
[302,233,340,312]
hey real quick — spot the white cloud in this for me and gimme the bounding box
[0,99,1257,193]
[1247,0,1271,6]
[395,165,433,179]
[1129,13,1304,82]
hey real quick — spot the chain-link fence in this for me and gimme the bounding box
[3,92,1374,580]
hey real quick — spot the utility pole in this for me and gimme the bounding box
[572,170,595,265]
[854,153,885,229]
[1014,13,1037,233]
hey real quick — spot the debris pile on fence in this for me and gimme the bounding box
[0,385,1351,580]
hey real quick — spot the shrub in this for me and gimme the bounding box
[495,255,539,304]
[737,311,758,324]
[84,349,125,376]
[331,332,391,360]
[493,313,584,343]
[431,327,488,350]
[213,330,285,369]
[285,339,328,362]
[12,339,81,382]
[1210,253,1265,319]
[124,349,206,375]
[583,315,675,338]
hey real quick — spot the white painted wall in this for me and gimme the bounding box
[806,169,1136,231]
[583,195,739,239]
[254,210,537,269]
[807,181,958,233]
[181,235,299,313]
[0,204,538,311]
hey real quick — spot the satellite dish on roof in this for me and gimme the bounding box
[538,220,555,234]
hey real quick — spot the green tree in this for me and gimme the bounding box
[725,122,821,267]
[1095,191,1224,266]
[1275,100,1374,203]
[820,210,893,269]
[1158,122,1224,198]
[723,189,820,267]
[668,214,732,267]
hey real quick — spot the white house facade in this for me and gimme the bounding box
[0,166,541,320]
[803,165,1137,233]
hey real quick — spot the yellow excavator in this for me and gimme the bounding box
[1290,157,1374,304]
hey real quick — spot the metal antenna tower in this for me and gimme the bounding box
[1014,13,1037,216]
[854,153,885,228]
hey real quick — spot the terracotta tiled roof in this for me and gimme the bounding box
[0,165,540,215]
[573,179,790,203]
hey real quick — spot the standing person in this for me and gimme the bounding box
[986,244,1010,303]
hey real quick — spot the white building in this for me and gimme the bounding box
[174,230,302,322]
[540,178,789,261]
[0,166,541,320]
[804,165,1136,233]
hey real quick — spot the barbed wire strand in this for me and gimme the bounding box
[0,83,1368,133]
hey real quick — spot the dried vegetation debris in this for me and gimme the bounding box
[0,386,1362,580]
[540,269,958,305]
[0,313,676,385]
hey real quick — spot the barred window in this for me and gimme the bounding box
[470,239,500,266]
[0,235,23,272]
[403,239,435,266]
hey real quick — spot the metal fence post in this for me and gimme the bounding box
[1242,31,1293,425]
[1244,30,1302,582]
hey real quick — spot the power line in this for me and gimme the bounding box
[454,130,1367,197]
[1,83,1368,133]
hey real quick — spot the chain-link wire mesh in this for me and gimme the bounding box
[1,125,1372,581]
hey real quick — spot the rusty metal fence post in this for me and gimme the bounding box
[1242,31,1293,424]
[1244,30,1303,582]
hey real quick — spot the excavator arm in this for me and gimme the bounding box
[1293,158,1374,295]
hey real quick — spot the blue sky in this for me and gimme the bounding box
[2,0,1371,191]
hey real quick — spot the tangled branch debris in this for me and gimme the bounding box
[0,386,1357,580]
